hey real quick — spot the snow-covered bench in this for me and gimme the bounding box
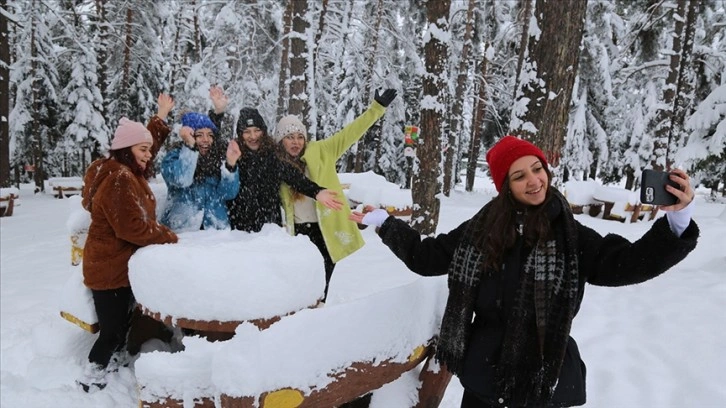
[46,177,84,199]
[564,180,603,216]
[592,185,657,223]
[339,171,412,216]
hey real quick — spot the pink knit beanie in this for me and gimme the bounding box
[111,117,153,150]
[486,135,548,192]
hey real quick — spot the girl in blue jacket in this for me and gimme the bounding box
[160,112,242,232]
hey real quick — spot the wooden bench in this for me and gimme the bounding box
[569,202,603,217]
[565,180,603,218]
[0,195,16,217]
[52,185,83,199]
[597,201,659,223]
[47,177,84,199]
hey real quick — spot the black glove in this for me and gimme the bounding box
[374,89,397,107]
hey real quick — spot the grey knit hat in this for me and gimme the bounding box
[273,115,307,143]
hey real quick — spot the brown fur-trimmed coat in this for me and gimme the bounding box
[82,158,177,290]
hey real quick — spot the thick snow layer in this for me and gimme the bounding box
[130,226,326,322]
[339,171,412,210]
[136,277,447,402]
[2,180,725,408]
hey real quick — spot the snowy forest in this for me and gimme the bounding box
[1,0,725,234]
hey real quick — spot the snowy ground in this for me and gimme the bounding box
[1,178,725,408]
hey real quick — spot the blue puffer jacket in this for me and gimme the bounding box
[160,145,240,232]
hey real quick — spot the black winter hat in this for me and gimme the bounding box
[237,107,268,134]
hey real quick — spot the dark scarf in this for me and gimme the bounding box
[278,149,307,201]
[436,189,579,405]
[175,141,225,184]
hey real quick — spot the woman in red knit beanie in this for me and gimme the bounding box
[351,135,699,407]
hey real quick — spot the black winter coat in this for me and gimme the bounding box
[227,148,323,233]
[377,212,699,407]
[209,111,324,232]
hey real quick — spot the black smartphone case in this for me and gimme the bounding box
[640,169,679,206]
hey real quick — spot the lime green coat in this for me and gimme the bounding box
[280,101,386,263]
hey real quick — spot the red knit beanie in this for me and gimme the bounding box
[485,135,548,192]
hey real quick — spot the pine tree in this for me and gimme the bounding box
[202,2,281,129]
[443,0,476,195]
[106,2,166,124]
[8,0,59,189]
[60,45,110,175]
[566,0,619,182]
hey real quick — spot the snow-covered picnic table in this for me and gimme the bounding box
[130,226,326,340]
[592,185,658,222]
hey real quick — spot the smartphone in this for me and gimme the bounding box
[640,169,679,206]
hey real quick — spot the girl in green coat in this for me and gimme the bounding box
[275,89,397,300]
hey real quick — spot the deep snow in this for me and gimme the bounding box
[1,177,725,407]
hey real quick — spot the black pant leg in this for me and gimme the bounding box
[339,392,372,408]
[88,287,133,368]
[295,222,336,298]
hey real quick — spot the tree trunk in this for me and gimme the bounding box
[650,0,686,171]
[122,8,134,102]
[443,0,476,196]
[465,46,490,192]
[277,0,293,119]
[312,0,329,72]
[509,0,586,167]
[287,0,310,120]
[0,0,11,187]
[94,0,109,155]
[169,5,184,96]
[511,0,533,99]
[411,0,450,236]
[192,0,201,61]
[354,0,384,173]
[667,0,700,169]
[30,2,45,191]
[308,0,329,139]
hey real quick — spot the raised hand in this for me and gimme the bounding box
[660,168,695,212]
[209,85,228,114]
[315,189,344,211]
[180,126,195,149]
[156,93,175,121]
[374,89,397,107]
[226,139,242,167]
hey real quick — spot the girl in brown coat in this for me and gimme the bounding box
[78,117,178,392]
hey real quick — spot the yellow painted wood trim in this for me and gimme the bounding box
[408,345,426,362]
[60,311,98,333]
[263,389,304,408]
[71,245,84,266]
